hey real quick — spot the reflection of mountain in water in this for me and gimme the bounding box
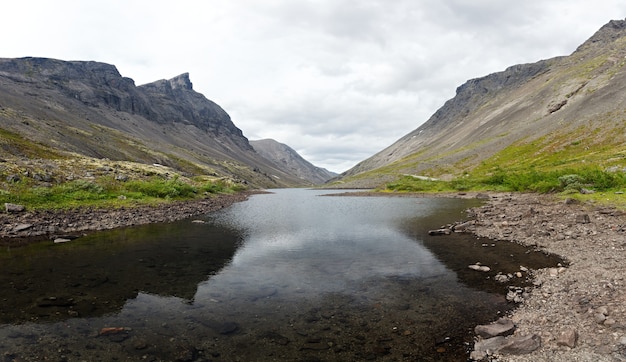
[0,220,241,324]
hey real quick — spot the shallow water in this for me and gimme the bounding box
[0,189,561,361]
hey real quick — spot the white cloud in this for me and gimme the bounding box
[2,0,626,172]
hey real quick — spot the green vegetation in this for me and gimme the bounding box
[0,128,64,159]
[0,167,246,210]
[383,167,626,195]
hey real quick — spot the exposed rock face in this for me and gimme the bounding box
[250,139,337,184]
[0,57,310,187]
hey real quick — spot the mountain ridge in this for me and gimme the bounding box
[0,57,323,188]
[250,139,337,184]
[336,18,626,188]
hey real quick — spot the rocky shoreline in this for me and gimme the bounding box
[462,192,626,361]
[0,191,264,246]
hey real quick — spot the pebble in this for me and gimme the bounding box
[469,264,490,272]
[556,329,578,348]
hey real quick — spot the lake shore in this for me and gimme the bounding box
[0,191,265,246]
[2,189,625,360]
[463,192,626,361]
[330,190,626,360]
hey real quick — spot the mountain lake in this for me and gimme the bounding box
[0,188,563,361]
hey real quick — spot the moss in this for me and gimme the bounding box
[0,127,64,159]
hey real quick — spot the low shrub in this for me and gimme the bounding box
[384,166,626,194]
[125,177,197,199]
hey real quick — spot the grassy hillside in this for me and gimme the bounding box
[332,20,626,203]
[0,150,246,210]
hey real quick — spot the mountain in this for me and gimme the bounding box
[336,19,626,188]
[250,139,337,184]
[0,57,309,188]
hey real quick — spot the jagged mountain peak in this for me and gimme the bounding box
[141,72,193,94]
[169,72,193,90]
[0,57,315,187]
[575,18,626,52]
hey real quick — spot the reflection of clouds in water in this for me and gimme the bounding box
[199,189,452,300]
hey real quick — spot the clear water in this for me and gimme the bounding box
[0,189,561,361]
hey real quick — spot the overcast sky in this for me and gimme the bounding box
[2,1,626,172]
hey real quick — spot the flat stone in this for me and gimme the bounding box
[472,336,506,359]
[475,318,516,338]
[499,334,542,355]
[576,214,591,224]
[556,329,578,348]
[13,223,33,232]
[5,203,25,213]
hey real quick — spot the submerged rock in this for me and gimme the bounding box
[469,264,490,272]
[428,228,451,235]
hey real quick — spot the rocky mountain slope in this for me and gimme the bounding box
[337,19,626,188]
[250,139,337,184]
[0,57,313,188]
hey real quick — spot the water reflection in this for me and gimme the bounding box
[0,189,561,361]
[0,221,241,324]
[199,189,456,300]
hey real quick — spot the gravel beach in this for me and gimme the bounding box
[465,192,626,361]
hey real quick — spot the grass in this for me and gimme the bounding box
[0,161,247,210]
[382,166,626,197]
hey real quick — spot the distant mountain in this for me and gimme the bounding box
[336,19,626,188]
[250,139,337,184]
[0,57,310,188]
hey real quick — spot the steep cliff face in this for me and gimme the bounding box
[0,57,307,187]
[250,139,337,184]
[340,19,626,187]
[139,73,252,152]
